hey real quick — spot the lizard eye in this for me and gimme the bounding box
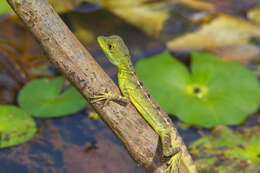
[108,44,113,50]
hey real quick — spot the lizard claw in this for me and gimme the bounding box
[90,89,112,106]
[163,152,181,173]
[91,88,128,107]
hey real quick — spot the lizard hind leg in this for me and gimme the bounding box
[161,134,182,173]
[164,151,182,173]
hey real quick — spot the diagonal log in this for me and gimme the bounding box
[7,0,195,172]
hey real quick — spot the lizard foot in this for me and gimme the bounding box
[90,89,128,106]
[163,152,181,173]
[90,89,113,106]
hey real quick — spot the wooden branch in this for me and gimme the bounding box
[7,0,193,172]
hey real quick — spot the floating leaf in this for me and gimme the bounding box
[167,15,260,51]
[47,0,81,13]
[104,0,170,36]
[136,51,260,127]
[248,5,260,24]
[0,105,36,148]
[190,126,260,172]
[88,111,99,120]
[18,77,87,118]
[167,15,260,63]
[0,1,12,15]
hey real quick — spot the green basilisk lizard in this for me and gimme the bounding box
[91,35,198,173]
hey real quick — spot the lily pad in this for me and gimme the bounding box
[190,126,260,172]
[136,51,260,127]
[18,77,87,118]
[0,105,36,148]
[0,1,12,15]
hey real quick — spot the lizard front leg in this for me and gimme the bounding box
[90,89,129,106]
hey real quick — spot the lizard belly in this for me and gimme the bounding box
[127,87,168,134]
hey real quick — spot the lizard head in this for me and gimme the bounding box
[97,35,131,68]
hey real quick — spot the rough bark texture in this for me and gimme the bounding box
[7,0,193,172]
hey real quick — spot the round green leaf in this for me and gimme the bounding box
[136,51,260,127]
[18,77,87,118]
[0,1,12,15]
[0,105,36,148]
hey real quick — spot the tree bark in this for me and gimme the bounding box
[6,0,194,172]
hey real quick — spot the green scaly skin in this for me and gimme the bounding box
[92,35,198,173]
